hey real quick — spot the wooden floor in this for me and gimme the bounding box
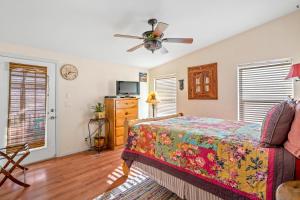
[0,149,123,200]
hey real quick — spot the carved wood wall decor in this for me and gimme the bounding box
[188,63,218,100]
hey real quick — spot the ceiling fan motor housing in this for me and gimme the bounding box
[142,31,164,39]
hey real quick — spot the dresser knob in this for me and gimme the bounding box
[125,112,129,115]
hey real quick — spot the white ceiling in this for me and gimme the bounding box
[0,0,299,68]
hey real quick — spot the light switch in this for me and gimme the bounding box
[64,101,71,108]
[65,92,71,99]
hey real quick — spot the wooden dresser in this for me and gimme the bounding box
[105,98,138,150]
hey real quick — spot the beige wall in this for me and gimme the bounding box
[150,11,300,120]
[0,43,148,156]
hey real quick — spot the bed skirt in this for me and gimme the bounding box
[133,161,223,200]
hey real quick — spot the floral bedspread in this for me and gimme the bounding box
[124,116,276,200]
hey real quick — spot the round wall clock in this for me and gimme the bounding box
[60,64,78,80]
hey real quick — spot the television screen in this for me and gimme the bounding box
[116,81,140,95]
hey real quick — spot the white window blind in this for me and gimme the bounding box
[155,76,177,117]
[7,63,47,150]
[238,59,293,123]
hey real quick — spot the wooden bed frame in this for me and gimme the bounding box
[105,113,183,192]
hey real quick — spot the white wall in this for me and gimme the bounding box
[150,11,300,120]
[0,43,148,156]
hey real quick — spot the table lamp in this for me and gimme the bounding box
[146,91,160,118]
[286,63,300,81]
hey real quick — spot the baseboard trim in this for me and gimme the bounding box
[56,147,89,157]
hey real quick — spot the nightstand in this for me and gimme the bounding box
[276,181,300,200]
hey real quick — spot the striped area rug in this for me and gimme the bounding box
[96,166,182,200]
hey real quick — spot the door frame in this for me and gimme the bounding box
[0,52,58,164]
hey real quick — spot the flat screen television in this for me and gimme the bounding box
[116,81,140,96]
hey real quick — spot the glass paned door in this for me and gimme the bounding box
[0,55,56,164]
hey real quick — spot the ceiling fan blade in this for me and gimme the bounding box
[153,22,169,36]
[127,43,144,52]
[160,46,168,54]
[114,34,144,40]
[163,38,193,44]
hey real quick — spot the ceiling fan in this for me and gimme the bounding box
[114,18,193,54]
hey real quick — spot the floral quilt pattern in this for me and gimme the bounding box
[127,116,271,200]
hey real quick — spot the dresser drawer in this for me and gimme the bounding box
[115,136,124,146]
[116,107,137,116]
[116,100,138,109]
[116,127,124,137]
[115,115,136,127]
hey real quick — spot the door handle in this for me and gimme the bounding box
[50,116,56,120]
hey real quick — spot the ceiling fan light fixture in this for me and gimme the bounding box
[144,40,162,53]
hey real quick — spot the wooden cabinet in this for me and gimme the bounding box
[105,98,138,150]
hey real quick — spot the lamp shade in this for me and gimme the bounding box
[286,63,300,79]
[146,91,160,105]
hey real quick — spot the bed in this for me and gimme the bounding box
[120,114,298,200]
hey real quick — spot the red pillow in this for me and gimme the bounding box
[260,101,295,147]
[284,103,300,158]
